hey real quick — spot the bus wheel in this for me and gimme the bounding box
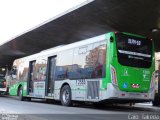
[18,86,24,101]
[60,85,72,106]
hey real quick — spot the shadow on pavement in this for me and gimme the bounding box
[3,95,160,113]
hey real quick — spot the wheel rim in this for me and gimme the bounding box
[62,89,69,104]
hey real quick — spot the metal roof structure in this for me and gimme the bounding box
[0,0,160,68]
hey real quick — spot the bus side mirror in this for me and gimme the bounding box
[110,36,114,42]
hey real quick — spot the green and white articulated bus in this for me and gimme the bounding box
[6,32,155,106]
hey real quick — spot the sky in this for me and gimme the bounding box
[0,0,87,45]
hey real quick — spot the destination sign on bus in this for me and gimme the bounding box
[128,38,141,46]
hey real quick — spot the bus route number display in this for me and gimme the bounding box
[128,38,141,46]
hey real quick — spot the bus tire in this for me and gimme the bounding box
[152,93,160,106]
[18,86,24,101]
[60,85,72,106]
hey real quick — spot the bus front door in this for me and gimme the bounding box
[46,56,56,97]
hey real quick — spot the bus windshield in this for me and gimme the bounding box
[116,33,152,68]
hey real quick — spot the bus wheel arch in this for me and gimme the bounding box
[17,85,24,101]
[60,83,72,106]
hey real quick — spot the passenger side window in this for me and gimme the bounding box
[72,44,93,79]
[72,41,106,79]
[91,41,106,78]
[34,58,47,81]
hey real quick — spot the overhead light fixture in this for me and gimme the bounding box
[152,28,159,32]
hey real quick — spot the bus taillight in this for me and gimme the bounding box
[110,65,118,85]
[150,72,155,89]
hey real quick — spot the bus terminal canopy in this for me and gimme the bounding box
[0,0,160,69]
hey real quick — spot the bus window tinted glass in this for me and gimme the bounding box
[55,49,73,80]
[72,41,106,79]
[116,33,152,68]
[34,59,47,81]
[54,41,106,80]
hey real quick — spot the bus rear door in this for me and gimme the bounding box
[46,56,56,97]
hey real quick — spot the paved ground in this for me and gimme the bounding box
[0,96,160,120]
